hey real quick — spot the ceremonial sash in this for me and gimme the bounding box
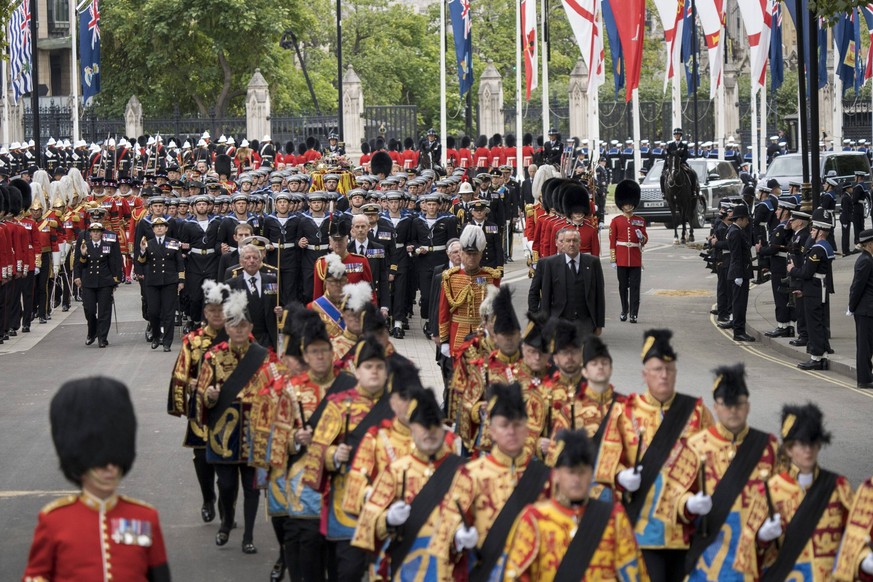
[553,500,614,582]
[388,454,464,573]
[684,428,771,574]
[592,395,618,448]
[760,470,839,582]
[345,392,393,451]
[207,343,268,425]
[313,295,345,331]
[624,393,697,525]
[470,459,550,582]
[306,373,356,430]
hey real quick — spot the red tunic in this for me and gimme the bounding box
[458,148,474,169]
[489,146,505,168]
[474,147,491,169]
[609,213,648,267]
[400,149,419,170]
[568,220,601,257]
[504,146,517,167]
[18,217,40,271]
[522,145,536,168]
[312,252,374,301]
[23,493,169,582]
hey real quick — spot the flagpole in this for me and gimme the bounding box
[440,0,447,161]
[632,88,641,177]
[1,56,8,145]
[760,83,767,174]
[750,80,758,175]
[516,0,523,181]
[671,69,682,132]
[541,0,549,140]
[70,0,79,142]
[832,35,842,151]
[717,80,725,160]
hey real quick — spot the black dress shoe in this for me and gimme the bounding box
[86,336,96,346]
[798,358,828,371]
[733,333,756,342]
[99,339,108,348]
[215,531,230,546]
[858,382,873,389]
[21,326,29,333]
[8,330,17,337]
[163,346,172,352]
[270,559,286,581]
[619,313,627,322]
[39,317,47,324]
[826,348,835,355]
[151,340,160,350]
[241,542,257,554]
[629,315,638,324]
[201,502,216,523]
[393,328,405,339]
[709,309,719,315]
[789,338,808,347]
[62,304,70,312]
[717,320,733,329]
[764,327,793,338]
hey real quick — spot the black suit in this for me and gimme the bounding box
[228,271,279,349]
[727,223,754,335]
[74,236,123,342]
[528,253,605,335]
[349,240,390,310]
[139,236,185,347]
[850,250,873,384]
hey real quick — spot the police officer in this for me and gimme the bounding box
[73,222,123,348]
[727,205,755,341]
[138,217,185,351]
[792,208,835,370]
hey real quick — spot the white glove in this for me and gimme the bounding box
[734,278,743,286]
[386,501,411,527]
[861,551,873,575]
[635,228,644,241]
[757,514,782,542]
[454,525,479,551]
[34,267,40,275]
[440,343,451,358]
[847,307,854,317]
[617,467,642,492]
[610,262,617,270]
[686,492,713,516]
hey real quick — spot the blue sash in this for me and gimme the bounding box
[313,296,345,331]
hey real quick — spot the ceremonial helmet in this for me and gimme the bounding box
[673,127,683,136]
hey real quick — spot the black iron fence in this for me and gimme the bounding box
[271,115,338,148]
[363,105,418,144]
[24,105,125,143]
[143,114,246,142]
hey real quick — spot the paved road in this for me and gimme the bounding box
[3,220,872,580]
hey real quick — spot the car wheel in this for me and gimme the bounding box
[691,197,706,229]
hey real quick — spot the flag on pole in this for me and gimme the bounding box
[770,1,784,91]
[521,0,538,100]
[862,4,873,85]
[736,0,773,95]
[653,0,685,93]
[7,0,33,104]
[681,1,699,95]
[818,16,829,89]
[835,10,861,95]
[562,0,605,92]
[609,0,645,102]
[449,0,474,96]
[785,0,827,92]
[695,0,726,99]
[602,0,625,96]
[79,0,102,105]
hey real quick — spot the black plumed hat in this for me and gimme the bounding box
[711,363,749,406]
[10,177,31,211]
[389,361,423,397]
[50,377,137,485]
[582,335,611,366]
[641,329,677,363]
[545,318,582,353]
[370,151,393,178]
[552,429,595,468]
[408,388,444,428]
[361,302,388,334]
[522,311,549,351]
[354,336,386,366]
[486,382,527,421]
[491,286,521,335]
[781,403,832,445]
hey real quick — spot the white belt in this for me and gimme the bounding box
[276,243,295,249]
[308,244,329,251]
[191,248,215,255]
[813,273,827,280]
[722,250,731,254]
[773,252,786,258]
[617,241,641,248]
[428,245,447,251]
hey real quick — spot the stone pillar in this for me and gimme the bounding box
[568,58,588,140]
[477,60,504,138]
[1,100,25,144]
[125,96,143,138]
[342,65,365,161]
[246,68,271,141]
[723,62,740,143]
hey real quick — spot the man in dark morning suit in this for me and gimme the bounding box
[349,213,390,315]
[73,221,123,348]
[527,225,605,336]
[227,242,279,349]
[137,217,185,351]
[850,229,873,389]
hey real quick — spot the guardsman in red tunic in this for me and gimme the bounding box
[757,403,853,582]
[312,221,373,302]
[23,376,170,582]
[499,430,648,581]
[562,181,601,257]
[609,180,648,323]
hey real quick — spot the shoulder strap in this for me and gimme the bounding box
[470,459,550,582]
[591,395,618,448]
[760,470,839,582]
[306,373,356,430]
[684,428,771,573]
[207,343,268,425]
[624,393,697,525]
[389,454,465,572]
[553,500,614,582]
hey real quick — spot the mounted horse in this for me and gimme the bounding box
[661,151,700,244]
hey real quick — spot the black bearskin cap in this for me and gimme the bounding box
[711,363,749,406]
[461,135,472,149]
[545,318,582,353]
[553,429,595,468]
[370,151,394,178]
[614,179,641,210]
[561,181,590,216]
[447,136,456,149]
[10,177,31,211]
[582,335,611,366]
[492,286,521,336]
[214,154,232,177]
[6,183,23,215]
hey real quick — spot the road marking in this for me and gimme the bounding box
[0,490,79,499]
[708,310,873,399]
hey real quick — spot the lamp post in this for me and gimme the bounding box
[336,0,344,140]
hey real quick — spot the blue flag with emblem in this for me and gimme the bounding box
[79,0,101,106]
[601,0,624,97]
[834,10,864,95]
[448,0,474,97]
[770,2,784,91]
[680,0,699,96]
[7,0,33,104]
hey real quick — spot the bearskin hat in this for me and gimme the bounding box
[214,154,232,177]
[447,136,456,149]
[505,133,517,148]
[492,286,521,336]
[6,182,23,215]
[10,177,30,212]
[561,181,590,216]
[552,429,595,469]
[461,135,472,149]
[545,318,582,353]
[370,151,393,178]
[615,179,641,210]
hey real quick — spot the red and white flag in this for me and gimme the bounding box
[522,0,538,100]
[562,0,605,92]
[695,0,726,98]
[863,4,873,85]
[653,0,685,92]
[736,0,773,94]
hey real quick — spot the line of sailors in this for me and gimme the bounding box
[166,272,873,582]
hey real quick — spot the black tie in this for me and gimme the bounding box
[158,237,163,246]
[569,258,577,276]
[359,244,364,255]
[249,276,258,296]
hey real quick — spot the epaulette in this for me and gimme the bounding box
[120,495,155,509]
[525,204,534,217]
[262,264,279,273]
[480,266,501,279]
[442,266,461,281]
[40,495,78,514]
[231,266,243,277]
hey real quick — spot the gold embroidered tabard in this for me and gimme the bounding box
[342,418,413,515]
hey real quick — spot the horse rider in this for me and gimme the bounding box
[662,127,699,193]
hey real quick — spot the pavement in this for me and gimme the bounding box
[743,248,864,385]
